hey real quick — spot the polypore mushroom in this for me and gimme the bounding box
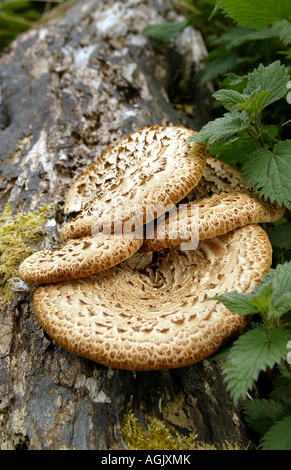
[183,155,250,201]
[32,224,271,371]
[60,125,207,242]
[18,234,143,284]
[141,157,285,252]
[142,191,285,252]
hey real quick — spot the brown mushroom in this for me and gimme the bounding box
[32,224,272,371]
[60,125,207,242]
[18,234,143,284]
[142,191,285,253]
[141,157,285,252]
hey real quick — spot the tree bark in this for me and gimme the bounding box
[0,0,251,450]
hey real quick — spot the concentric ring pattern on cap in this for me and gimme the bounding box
[33,224,272,371]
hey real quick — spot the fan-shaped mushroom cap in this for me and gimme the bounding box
[18,234,143,284]
[142,191,285,253]
[60,125,206,242]
[141,156,285,252]
[33,224,272,371]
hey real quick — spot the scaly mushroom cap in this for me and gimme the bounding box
[33,224,272,371]
[18,235,143,284]
[142,191,285,252]
[61,125,206,242]
[141,156,285,252]
[184,155,249,201]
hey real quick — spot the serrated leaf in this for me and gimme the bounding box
[218,0,291,30]
[212,25,277,50]
[236,89,272,118]
[213,89,246,111]
[260,415,291,449]
[187,110,250,145]
[243,398,291,435]
[220,73,249,93]
[269,224,291,250]
[142,20,189,42]
[208,133,257,164]
[214,87,273,121]
[259,261,291,318]
[242,140,291,209]
[197,51,239,84]
[271,19,291,45]
[223,327,291,404]
[249,282,274,315]
[209,125,277,164]
[212,262,291,320]
[244,61,290,108]
[209,291,259,315]
[270,375,291,403]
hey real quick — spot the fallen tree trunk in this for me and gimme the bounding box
[0,0,251,450]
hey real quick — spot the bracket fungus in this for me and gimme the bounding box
[33,224,272,370]
[60,125,207,242]
[18,234,143,284]
[17,126,284,370]
[141,157,285,253]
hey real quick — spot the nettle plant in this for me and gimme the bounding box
[144,0,291,450]
[189,60,291,210]
[191,64,291,446]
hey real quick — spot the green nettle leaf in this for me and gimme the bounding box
[213,89,247,111]
[208,133,257,164]
[242,140,291,209]
[223,327,291,404]
[197,51,240,85]
[243,398,291,435]
[213,262,291,319]
[220,73,248,93]
[258,261,291,318]
[244,61,290,109]
[271,19,291,45]
[270,375,291,404]
[209,282,275,317]
[142,20,189,42]
[214,87,273,118]
[212,25,277,50]
[209,291,259,315]
[260,415,291,450]
[208,124,278,164]
[187,110,249,145]
[218,0,291,30]
[269,224,291,250]
[237,89,272,117]
[248,283,274,315]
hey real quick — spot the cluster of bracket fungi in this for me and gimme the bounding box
[19,125,284,371]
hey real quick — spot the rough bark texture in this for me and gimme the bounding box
[0,0,251,450]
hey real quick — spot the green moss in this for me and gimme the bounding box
[122,401,216,450]
[122,401,243,450]
[0,201,52,304]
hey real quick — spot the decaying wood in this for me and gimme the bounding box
[0,0,251,450]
